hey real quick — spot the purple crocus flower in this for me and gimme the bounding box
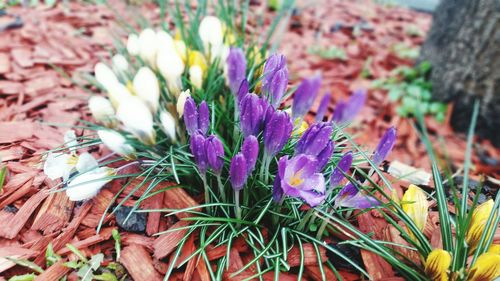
[226,48,247,94]
[316,141,334,170]
[372,126,397,166]
[205,135,224,174]
[291,74,322,120]
[277,154,326,207]
[330,152,353,187]
[229,153,248,191]
[198,101,210,135]
[263,109,293,157]
[237,79,249,104]
[272,173,283,203]
[332,89,367,124]
[334,182,379,209]
[262,54,288,107]
[184,97,210,136]
[315,94,330,122]
[241,135,259,173]
[189,133,208,173]
[239,93,264,137]
[296,122,333,156]
[184,97,199,135]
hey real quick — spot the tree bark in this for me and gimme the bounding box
[418,0,500,146]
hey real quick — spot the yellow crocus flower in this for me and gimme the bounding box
[467,252,500,281]
[424,249,452,281]
[488,244,500,255]
[401,184,429,232]
[188,50,208,73]
[466,199,496,254]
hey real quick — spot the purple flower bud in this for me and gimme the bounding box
[330,152,353,188]
[227,48,247,94]
[316,141,334,171]
[272,172,283,203]
[263,54,286,83]
[205,135,224,174]
[184,97,199,135]
[292,74,322,120]
[198,101,210,135]
[237,79,249,104]
[263,110,293,157]
[242,135,259,173]
[229,153,248,191]
[372,126,397,166]
[190,133,208,173]
[315,94,330,122]
[267,68,288,107]
[334,182,379,209]
[332,89,367,124]
[295,122,333,157]
[239,93,264,137]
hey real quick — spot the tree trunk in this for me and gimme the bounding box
[418,0,500,146]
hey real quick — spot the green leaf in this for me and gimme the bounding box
[44,0,56,7]
[65,244,88,263]
[7,273,36,281]
[5,257,44,274]
[93,272,118,281]
[63,260,81,269]
[388,88,403,101]
[0,165,7,193]
[112,229,121,261]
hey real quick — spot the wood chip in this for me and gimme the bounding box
[34,260,70,281]
[0,122,35,144]
[121,244,162,281]
[153,220,190,259]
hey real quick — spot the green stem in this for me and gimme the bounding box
[297,209,314,231]
[264,156,272,183]
[316,209,335,240]
[201,174,210,213]
[216,174,225,201]
[235,190,241,227]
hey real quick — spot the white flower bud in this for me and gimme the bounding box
[75,152,99,174]
[199,16,223,52]
[189,65,203,89]
[176,89,191,117]
[117,96,156,145]
[94,62,118,91]
[43,152,73,181]
[159,111,176,142]
[66,167,115,201]
[139,28,158,68]
[112,54,129,74]
[157,49,184,96]
[156,30,176,54]
[133,67,160,113]
[127,34,140,56]
[88,96,117,127]
[107,82,133,108]
[98,130,136,160]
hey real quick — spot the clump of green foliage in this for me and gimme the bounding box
[374,62,448,122]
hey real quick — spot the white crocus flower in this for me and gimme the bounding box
[44,152,76,181]
[189,65,203,89]
[117,96,156,145]
[133,67,160,113]
[112,54,129,74]
[159,111,176,142]
[64,130,78,153]
[66,167,115,201]
[176,89,191,117]
[107,82,133,108]
[156,30,176,54]
[157,49,184,96]
[98,130,136,160]
[88,96,117,128]
[43,152,98,182]
[94,62,118,91]
[199,16,223,55]
[138,28,158,68]
[127,34,140,56]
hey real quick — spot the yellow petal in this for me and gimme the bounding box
[424,249,451,281]
[188,50,208,73]
[488,244,500,255]
[466,199,496,254]
[468,252,500,281]
[401,184,429,232]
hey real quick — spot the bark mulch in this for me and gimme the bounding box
[0,0,498,280]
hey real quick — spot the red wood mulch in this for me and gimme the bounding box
[0,0,498,280]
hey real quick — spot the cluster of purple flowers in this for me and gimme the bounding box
[186,48,398,210]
